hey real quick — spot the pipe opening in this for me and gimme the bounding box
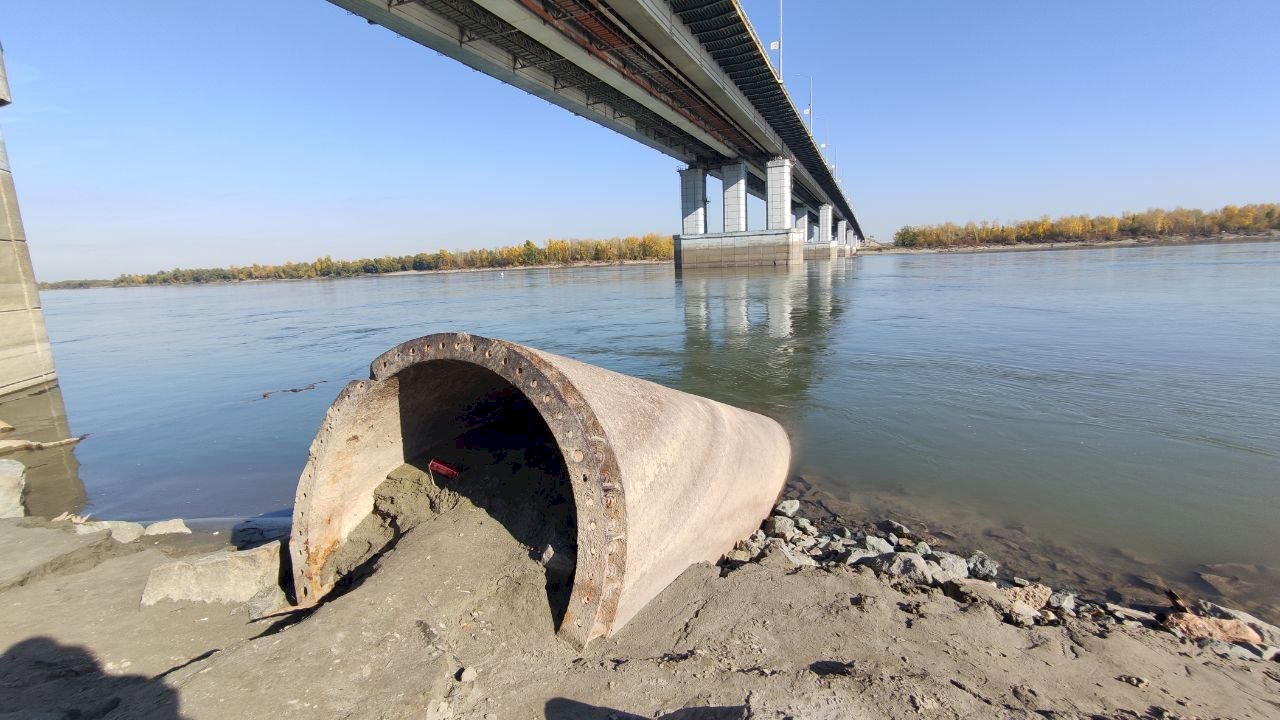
[318,359,578,630]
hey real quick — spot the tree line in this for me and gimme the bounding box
[893,203,1280,248]
[40,234,674,289]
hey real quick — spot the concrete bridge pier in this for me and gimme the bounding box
[837,219,850,257]
[675,157,801,269]
[0,45,57,397]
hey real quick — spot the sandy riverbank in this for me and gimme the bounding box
[2,479,1277,719]
[860,230,1280,255]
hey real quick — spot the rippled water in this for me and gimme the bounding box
[23,240,1280,613]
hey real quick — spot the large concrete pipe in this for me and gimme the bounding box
[290,332,790,648]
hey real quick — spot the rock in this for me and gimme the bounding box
[839,548,876,566]
[74,520,145,543]
[1047,591,1077,615]
[1193,600,1280,646]
[1163,612,1262,644]
[876,519,910,537]
[0,419,14,434]
[1199,639,1262,662]
[792,535,817,551]
[868,552,934,585]
[794,517,818,536]
[1116,675,1148,688]
[1003,583,1052,611]
[750,529,767,545]
[141,540,283,606]
[1105,603,1156,624]
[725,549,755,564]
[773,499,800,518]
[967,551,999,581]
[0,459,26,519]
[1011,576,1030,587]
[837,527,852,539]
[912,542,931,556]
[144,519,192,536]
[863,535,894,555]
[759,540,817,569]
[929,552,969,581]
[245,585,289,620]
[762,515,796,540]
[941,578,1010,612]
[457,667,478,682]
[1007,601,1037,627]
[886,533,900,546]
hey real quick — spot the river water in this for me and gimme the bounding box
[27,240,1280,615]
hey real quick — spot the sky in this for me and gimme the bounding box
[1,1,1277,281]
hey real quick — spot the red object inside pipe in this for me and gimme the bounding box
[428,459,460,479]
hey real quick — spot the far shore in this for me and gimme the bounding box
[861,229,1279,255]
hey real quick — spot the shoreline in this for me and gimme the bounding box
[861,229,1280,255]
[38,258,672,292]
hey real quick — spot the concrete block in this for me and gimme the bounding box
[0,458,25,518]
[0,239,40,311]
[141,540,283,606]
[144,518,192,536]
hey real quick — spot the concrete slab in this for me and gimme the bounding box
[0,519,115,592]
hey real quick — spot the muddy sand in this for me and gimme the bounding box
[2,487,1279,719]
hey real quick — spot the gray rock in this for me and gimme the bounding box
[794,517,818,536]
[750,529,767,545]
[838,527,853,539]
[839,548,876,566]
[967,551,998,581]
[887,533,900,546]
[1047,591,1077,615]
[74,520,145,543]
[1007,600,1037,627]
[912,542,931,556]
[763,515,796,539]
[928,552,969,583]
[792,535,817,551]
[0,459,25,519]
[877,519,911,537]
[144,519,192,536]
[457,666,478,682]
[864,535,893,555]
[773,499,800,518]
[141,540,282,606]
[868,552,935,585]
[245,585,288,620]
[762,540,818,568]
[1105,603,1156,624]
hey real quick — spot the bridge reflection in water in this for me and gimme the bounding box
[0,381,86,517]
[675,260,850,428]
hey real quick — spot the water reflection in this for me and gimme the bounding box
[0,381,86,516]
[675,261,849,426]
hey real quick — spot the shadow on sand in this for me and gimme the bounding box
[545,698,746,720]
[0,636,184,719]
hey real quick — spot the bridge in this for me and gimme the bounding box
[327,0,864,268]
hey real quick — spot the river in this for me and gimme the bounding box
[27,240,1280,616]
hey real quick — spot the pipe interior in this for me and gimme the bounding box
[394,359,577,628]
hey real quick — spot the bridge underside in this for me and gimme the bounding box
[329,0,863,265]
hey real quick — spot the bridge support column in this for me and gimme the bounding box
[837,220,849,257]
[765,158,793,231]
[721,162,747,233]
[819,205,833,244]
[0,47,57,397]
[794,209,809,242]
[679,166,707,236]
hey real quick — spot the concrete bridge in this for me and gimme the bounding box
[328,0,864,268]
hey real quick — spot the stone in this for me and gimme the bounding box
[1047,591,1077,615]
[792,535,817,551]
[912,542,931,556]
[1164,612,1262,644]
[929,552,970,583]
[144,518,192,536]
[773,499,800,518]
[1105,603,1156,624]
[794,517,818,536]
[762,515,796,539]
[141,540,283,606]
[0,459,25,519]
[758,540,817,569]
[246,585,289,620]
[750,529,767,545]
[1193,600,1280,646]
[864,536,893,555]
[73,520,145,543]
[868,552,934,585]
[1007,601,1037,627]
[1116,675,1148,688]
[1003,583,1052,611]
[457,667,478,682]
[839,548,875,566]
[0,419,14,434]
[886,533,900,546]
[725,549,754,564]
[967,551,999,581]
[1199,639,1261,662]
[877,519,910,537]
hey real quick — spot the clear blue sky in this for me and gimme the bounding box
[2,1,1277,280]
